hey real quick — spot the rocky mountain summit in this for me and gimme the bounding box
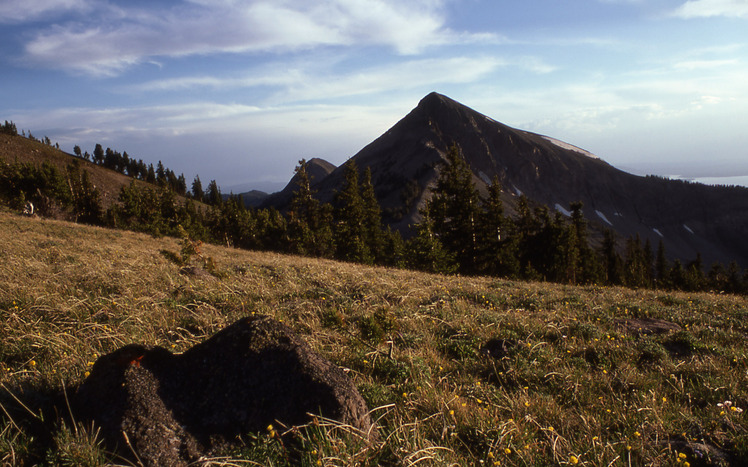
[263,92,748,267]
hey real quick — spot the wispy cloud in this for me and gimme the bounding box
[20,0,498,76]
[0,0,91,23]
[673,0,748,19]
[130,55,511,102]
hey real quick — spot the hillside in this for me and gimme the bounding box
[1,209,746,465]
[1,133,137,210]
[263,93,748,268]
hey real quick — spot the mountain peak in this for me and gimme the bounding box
[416,92,462,113]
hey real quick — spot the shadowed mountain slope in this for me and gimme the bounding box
[266,92,748,267]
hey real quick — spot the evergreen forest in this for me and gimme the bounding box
[2,121,746,294]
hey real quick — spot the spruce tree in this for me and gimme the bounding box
[428,145,480,273]
[334,160,372,264]
[655,239,669,288]
[476,176,519,277]
[601,229,624,285]
[406,204,456,274]
[191,175,204,202]
[360,167,386,262]
[287,159,335,257]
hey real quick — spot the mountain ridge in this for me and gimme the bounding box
[262,92,748,267]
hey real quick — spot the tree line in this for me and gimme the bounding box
[2,124,747,294]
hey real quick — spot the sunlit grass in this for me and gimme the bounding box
[1,208,746,465]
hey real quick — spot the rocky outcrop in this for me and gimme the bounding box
[73,316,373,466]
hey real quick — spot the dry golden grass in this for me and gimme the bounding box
[1,208,747,466]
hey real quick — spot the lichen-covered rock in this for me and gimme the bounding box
[73,316,374,466]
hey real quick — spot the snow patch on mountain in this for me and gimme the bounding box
[555,203,571,217]
[653,228,664,238]
[542,136,599,159]
[683,224,694,234]
[513,185,522,196]
[479,171,491,184]
[595,210,613,226]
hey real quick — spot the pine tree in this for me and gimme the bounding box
[191,175,204,202]
[205,180,222,206]
[93,144,105,165]
[428,145,480,273]
[655,239,669,288]
[156,161,167,186]
[360,167,387,262]
[146,164,156,184]
[476,176,519,277]
[601,229,624,285]
[406,204,456,274]
[287,159,334,257]
[334,160,372,264]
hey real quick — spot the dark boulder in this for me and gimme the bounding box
[73,315,374,466]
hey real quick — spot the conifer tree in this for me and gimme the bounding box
[568,202,600,284]
[360,167,387,262]
[655,239,669,288]
[428,145,480,273]
[406,204,456,274]
[476,177,519,277]
[601,229,624,285]
[191,175,204,202]
[93,144,104,165]
[205,180,222,206]
[146,164,156,184]
[334,160,372,264]
[287,159,334,257]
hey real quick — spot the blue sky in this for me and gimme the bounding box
[1,0,747,192]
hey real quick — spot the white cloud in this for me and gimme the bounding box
[0,0,91,23]
[673,0,748,18]
[672,58,739,70]
[130,55,508,102]
[20,0,497,76]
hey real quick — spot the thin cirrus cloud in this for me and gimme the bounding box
[20,0,496,76]
[0,0,91,23]
[130,56,510,101]
[672,0,748,18]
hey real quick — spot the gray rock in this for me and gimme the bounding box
[73,316,374,466]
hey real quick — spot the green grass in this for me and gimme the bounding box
[1,208,747,466]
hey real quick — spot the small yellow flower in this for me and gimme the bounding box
[267,424,274,432]
[449,410,454,416]
[504,448,511,455]
[29,360,36,367]
[634,431,641,437]
[84,371,90,377]
[570,455,579,464]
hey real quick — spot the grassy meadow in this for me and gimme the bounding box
[1,208,747,466]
